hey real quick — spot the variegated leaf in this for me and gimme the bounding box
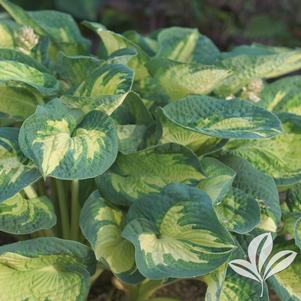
[0,127,41,202]
[156,108,226,156]
[75,63,133,100]
[215,47,301,96]
[123,183,236,279]
[268,242,301,301]
[96,143,204,206]
[224,113,301,187]
[202,263,228,301]
[147,58,229,100]
[83,21,148,80]
[19,99,118,179]
[162,95,282,139]
[199,157,260,234]
[0,60,58,96]
[0,84,39,122]
[220,269,270,301]
[0,237,96,301]
[259,75,301,115]
[80,191,139,279]
[112,92,153,154]
[56,52,101,88]
[0,48,49,72]
[0,192,56,234]
[219,155,281,233]
[198,157,236,205]
[156,27,220,64]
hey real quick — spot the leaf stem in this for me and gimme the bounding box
[70,180,80,240]
[260,281,264,297]
[23,185,38,199]
[90,265,103,285]
[55,179,70,239]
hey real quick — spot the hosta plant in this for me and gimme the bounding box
[0,1,301,300]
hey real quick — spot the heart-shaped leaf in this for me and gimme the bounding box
[19,99,118,179]
[0,192,56,234]
[80,191,143,283]
[123,183,235,279]
[0,127,41,202]
[96,143,204,206]
[0,237,96,301]
[219,155,281,232]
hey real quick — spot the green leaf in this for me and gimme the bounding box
[0,0,90,55]
[286,183,301,212]
[0,127,41,202]
[259,75,301,115]
[268,242,301,301]
[80,191,139,278]
[156,27,220,64]
[0,237,96,301]
[219,155,281,233]
[0,193,56,234]
[0,60,58,96]
[162,95,282,139]
[147,58,229,100]
[215,49,301,96]
[96,143,205,206]
[19,99,118,179]
[56,52,101,88]
[224,113,301,187]
[295,217,301,251]
[123,183,235,279]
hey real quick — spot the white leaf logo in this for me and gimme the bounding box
[229,233,297,297]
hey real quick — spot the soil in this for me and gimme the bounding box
[88,271,281,301]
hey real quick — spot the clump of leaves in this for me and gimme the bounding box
[0,1,301,300]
